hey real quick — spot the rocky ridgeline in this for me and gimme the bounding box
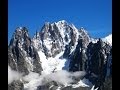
[8,20,112,90]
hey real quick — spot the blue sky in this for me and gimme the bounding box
[8,0,112,42]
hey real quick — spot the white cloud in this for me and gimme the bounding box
[23,72,39,82]
[8,66,22,84]
[23,70,86,89]
[45,70,73,85]
[71,71,86,78]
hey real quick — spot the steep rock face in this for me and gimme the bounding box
[86,39,112,90]
[67,28,90,72]
[8,27,43,75]
[8,80,24,90]
[69,39,87,71]
[103,76,112,90]
[68,38,112,90]
[63,27,90,59]
[33,20,90,58]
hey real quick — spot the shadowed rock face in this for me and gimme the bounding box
[68,38,112,90]
[8,80,24,90]
[8,27,43,75]
[61,86,90,90]
[69,39,87,71]
[103,76,112,90]
[86,39,112,90]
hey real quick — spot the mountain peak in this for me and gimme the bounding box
[9,27,30,47]
[15,27,28,32]
[54,20,68,25]
[57,20,67,23]
[102,34,112,46]
[13,27,29,39]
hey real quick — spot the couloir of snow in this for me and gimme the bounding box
[24,49,92,90]
[38,51,68,74]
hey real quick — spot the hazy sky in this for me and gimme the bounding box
[8,0,112,42]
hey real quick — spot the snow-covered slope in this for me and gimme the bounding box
[38,51,68,74]
[102,34,112,46]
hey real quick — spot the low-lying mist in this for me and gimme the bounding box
[23,70,86,89]
[8,65,86,89]
[8,66,23,84]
